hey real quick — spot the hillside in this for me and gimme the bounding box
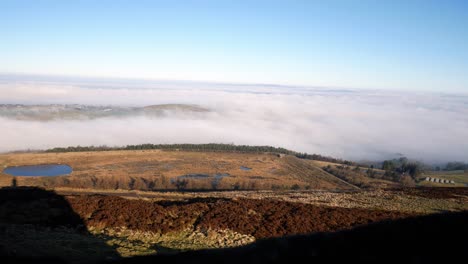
[0,150,356,191]
[280,156,358,190]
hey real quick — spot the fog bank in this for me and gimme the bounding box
[1,76,467,163]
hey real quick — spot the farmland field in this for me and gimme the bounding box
[420,170,468,187]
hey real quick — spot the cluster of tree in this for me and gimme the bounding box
[381,157,468,173]
[295,152,356,165]
[323,159,423,188]
[45,143,356,165]
[45,143,294,154]
[380,157,425,186]
[441,162,468,171]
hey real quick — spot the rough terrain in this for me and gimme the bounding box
[1,186,467,263]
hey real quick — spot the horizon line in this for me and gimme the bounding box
[0,71,439,95]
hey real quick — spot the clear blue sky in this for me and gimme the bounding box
[1,0,467,92]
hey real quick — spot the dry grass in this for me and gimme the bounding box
[309,160,386,173]
[0,150,354,191]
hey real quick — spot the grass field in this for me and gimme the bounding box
[309,160,385,172]
[419,170,468,187]
[0,150,356,191]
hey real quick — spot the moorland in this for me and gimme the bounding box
[0,145,467,263]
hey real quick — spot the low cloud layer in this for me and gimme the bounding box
[1,75,467,163]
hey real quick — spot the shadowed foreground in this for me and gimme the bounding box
[0,187,466,264]
[117,211,468,264]
[0,187,118,264]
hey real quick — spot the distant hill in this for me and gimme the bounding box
[0,104,210,121]
[143,104,209,113]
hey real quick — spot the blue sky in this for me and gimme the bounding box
[1,0,467,92]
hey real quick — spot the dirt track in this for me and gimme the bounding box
[67,195,412,239]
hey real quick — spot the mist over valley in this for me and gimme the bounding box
[1,76,467,164]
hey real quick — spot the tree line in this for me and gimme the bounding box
[45,143,357,165]
[439,162,468,171]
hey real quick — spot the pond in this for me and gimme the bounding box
[240,166,252,171]
[3,164,73,177]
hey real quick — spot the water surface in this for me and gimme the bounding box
[3,164,73,177]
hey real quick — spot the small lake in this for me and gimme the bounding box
[3,164,73,177]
